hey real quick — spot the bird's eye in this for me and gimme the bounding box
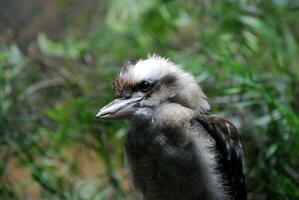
[139,81,152,92]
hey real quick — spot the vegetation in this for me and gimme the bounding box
[0,0,299,199]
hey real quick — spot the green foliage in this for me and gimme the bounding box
[1,0,299,199]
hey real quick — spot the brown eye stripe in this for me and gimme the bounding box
[113,69,178,100]
[113,73,177,98]
[144,75,177,97]
[161,74,177,86]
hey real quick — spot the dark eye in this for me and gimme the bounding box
[139,81,152,92]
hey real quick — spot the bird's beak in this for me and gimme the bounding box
[96,96,143,119]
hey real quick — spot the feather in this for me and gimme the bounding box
[195,114,247,200]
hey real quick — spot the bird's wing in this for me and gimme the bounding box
[194,114,247,200]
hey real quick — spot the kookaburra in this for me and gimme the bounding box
[96,55,246,200]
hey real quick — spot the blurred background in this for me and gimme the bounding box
[0,0,299,199]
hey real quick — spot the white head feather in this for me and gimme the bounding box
[119,54,210,112]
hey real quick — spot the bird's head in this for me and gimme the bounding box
[96,55,210,120]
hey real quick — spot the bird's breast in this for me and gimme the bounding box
[125,127,204,200]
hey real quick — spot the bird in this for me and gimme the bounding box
[96,55,246,200]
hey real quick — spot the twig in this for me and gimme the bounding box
[27,49,73,83]
[18,78,65,101]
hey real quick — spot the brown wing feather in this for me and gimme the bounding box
[195,114,247,200]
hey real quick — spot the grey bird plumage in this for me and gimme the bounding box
[96,55,246,200]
